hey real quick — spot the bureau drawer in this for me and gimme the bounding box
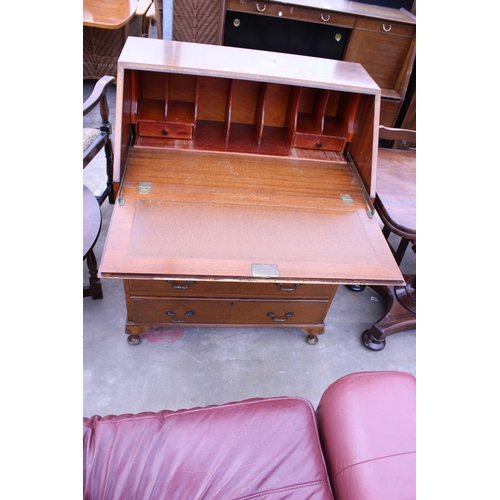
[231,300,330,325]
[128,280,337,299]
[137,122,193,139]
[131,298,233,324]
[292,133,345,152]
[130,297,329,325]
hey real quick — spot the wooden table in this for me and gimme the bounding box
[83,0,151,79]
[361,141,416,350]
[83,185,103,299]
[99,38,404,346]
[83,0,139,29]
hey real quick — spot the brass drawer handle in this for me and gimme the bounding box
[275,283,302,292]
[256,3,266,12]
[382,23,392,32]
[166,310,195,322]
[321,13,331,22]
[267,311,294,322]
[167,280,195,290]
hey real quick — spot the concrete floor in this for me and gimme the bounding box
[83,72,416,419]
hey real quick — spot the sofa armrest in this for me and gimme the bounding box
[316,371,416,500]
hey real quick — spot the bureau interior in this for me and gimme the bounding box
[128,69,372,162]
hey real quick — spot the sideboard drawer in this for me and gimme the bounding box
[128,280,337,299]
[138,122,193,139]
[354,17,414,37]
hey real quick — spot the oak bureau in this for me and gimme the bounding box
[99,37,403,345]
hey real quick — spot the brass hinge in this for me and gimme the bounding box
[138,182,152,194]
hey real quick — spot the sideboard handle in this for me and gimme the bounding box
[256,3,266,12]
[166,310,195,322]
[321,13,331,22]
[267,311,294,322]
[382,23,392,32]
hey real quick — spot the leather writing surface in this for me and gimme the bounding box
[127,199,375,264]
[100,149,402,284]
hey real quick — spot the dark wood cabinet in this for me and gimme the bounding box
[222,0,416,127]
[99,37,403,346]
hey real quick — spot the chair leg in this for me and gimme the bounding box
[105,135,115,204]
[84,249,103,300]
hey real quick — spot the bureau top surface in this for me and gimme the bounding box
[100,149,402,285]
[118,37,380,96]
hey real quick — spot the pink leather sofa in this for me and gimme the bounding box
[83,371,416,499]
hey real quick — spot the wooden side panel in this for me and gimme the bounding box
[347,93,376,198]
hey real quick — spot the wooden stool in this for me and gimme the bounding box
[83,185,103,299]
[359,126,416,351]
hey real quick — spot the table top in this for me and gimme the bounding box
[83,185,102,257]
[375,147,416,235]
[83,0,139,29]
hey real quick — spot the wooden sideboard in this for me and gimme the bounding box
[99,37,403,346]
[222,0,415,127]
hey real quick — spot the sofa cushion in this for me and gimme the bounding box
[316,371,416,500]
[84,397,334,500]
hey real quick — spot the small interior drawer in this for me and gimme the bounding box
[292,133,345,152]
[138,122,193,139]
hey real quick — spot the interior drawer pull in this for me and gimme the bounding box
[267,311,294,322]
[167,280,195,290]
[275,283,302,292]
[166,310,195,322]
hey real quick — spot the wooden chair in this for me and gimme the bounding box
[83,76,116,299]
[353,125,416,350]
[83,0,153,79]
[147,0,163,39]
